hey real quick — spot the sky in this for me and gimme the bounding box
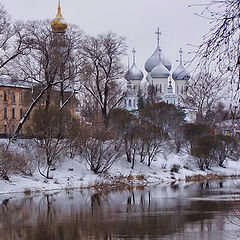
[1,0,211,74]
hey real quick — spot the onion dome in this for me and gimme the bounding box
[150,49,170,79]
[125,48,144,81]
[145,28,172,72]
[51,1,68,33]
[145,47,172,72]
[172,48,191,81]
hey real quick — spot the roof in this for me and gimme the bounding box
[0,78,33,89]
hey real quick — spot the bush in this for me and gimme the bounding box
[215,135,236,167]
[183,123,212,150]
[191,136,218,170]
[81,127,122,174]
[171,164,181,173]
[0,145,33,179]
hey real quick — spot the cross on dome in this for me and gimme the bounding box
[155,27,162,47]
[132,48,136,64]
[179,48,183,64]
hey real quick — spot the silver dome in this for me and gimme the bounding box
[150,51,170,79]
[145,47,172,73]
[125,63,144,81]
[172,63,190,81]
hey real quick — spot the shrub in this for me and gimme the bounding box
[170,164,181,173]
[183,123,212,150]
[0,145,33,179]
[191,136,218,170]
[81,127,122,174]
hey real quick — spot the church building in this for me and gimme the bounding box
[124,28,191,111]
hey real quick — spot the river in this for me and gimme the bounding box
[0,179,240,240]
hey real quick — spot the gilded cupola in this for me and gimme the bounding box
[51,1,68,33]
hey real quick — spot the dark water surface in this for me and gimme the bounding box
[0,179,240,240]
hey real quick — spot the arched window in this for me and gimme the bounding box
[177,85,179,94]
[133,99,136,107]
[124,99,127,107]
[128,99,132,107]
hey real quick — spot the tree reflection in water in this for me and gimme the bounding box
[0,179,238,240]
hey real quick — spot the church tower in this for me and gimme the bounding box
[124,48,144,110]
[51,0,68,34]
[172,48,190,105]
[50,1,69,107]
[145,28,172,100]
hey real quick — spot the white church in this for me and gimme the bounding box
[123,28,191,113]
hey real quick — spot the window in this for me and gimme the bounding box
[3,91,7,102]
[19,92,24,103]
[20,108,23,119]
[4,125,7,134]
[160,84,162,93]
[12,108,15,119]
[128,99,132,107]
[133,99,136,107]
[181,86,184,94]
[12,93,16,103]
[177,85,179,94]
[4,107,7,119]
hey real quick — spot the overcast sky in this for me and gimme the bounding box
[2,0,211,74]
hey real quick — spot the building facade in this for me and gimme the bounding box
[0,79,32,135]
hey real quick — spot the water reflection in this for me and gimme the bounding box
[0,179,239,240]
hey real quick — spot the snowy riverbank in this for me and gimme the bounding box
[0,149,240,196]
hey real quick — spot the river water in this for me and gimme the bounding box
[0,179,240,240]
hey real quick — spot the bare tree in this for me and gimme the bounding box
[191,0,239,104]
[0,5,29,75]
[28,106,75,179]
[191,135,218,170]
[185,72,226,124]
[140,102,185,134]
[81,127,122,174]
[9,20,83,137]
[138,121,168,167]
[109,108,139,168]
[80,32,126,127]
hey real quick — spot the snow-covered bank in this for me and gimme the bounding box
[0,150,240,196]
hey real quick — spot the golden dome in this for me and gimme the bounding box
[51,0,68,33]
